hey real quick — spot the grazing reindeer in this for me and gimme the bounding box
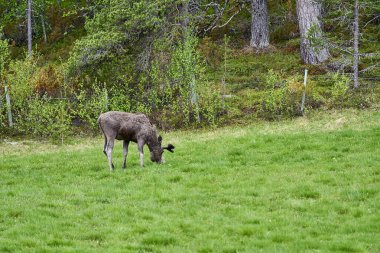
[98,111,174,171]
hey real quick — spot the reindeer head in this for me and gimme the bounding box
[150,135,175,164]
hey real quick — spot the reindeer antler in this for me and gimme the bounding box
[163,144,175,153]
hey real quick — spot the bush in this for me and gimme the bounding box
[330,73,350,108]
[4,94,70,142]
[5,57,37,111]
[33,64,64,97]
[256,71,304,120]
[74,81,108,130]
[0,35,10,132]
[23,96,71,142]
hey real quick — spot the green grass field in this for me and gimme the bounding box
[1,110,379,253]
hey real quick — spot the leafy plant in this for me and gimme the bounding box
[6,57,37,108]
[263,69,282,89]
[330,73,350,106]
[0,34,9,76]
[0,34,10,131]
[74,81,108,130]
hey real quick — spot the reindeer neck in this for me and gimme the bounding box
[146,136,159,152]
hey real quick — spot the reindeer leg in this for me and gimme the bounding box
[137,140,144,167]
[106,138,115,171]
[122,140,129,170]
[103,135,107,156]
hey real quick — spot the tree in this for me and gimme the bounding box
[37,0,48,44]
[27,0,32,58]
[321,0,379,87]
[250,0,269,49]
[296,0,329,64]
[199,0,245,34]
[353,0,359,88]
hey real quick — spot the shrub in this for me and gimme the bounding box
[0,34,10,75]
[74,81,108,130]
[0,35,10,132]
[256,71,304,120]
[33,65,64,97]
[5,57,37,111]
[22,96,71,142]
[263,69,283,89]
[330,73,350,108]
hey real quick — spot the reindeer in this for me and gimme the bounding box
[98,111,174,171]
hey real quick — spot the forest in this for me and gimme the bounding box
[0,0,379,140]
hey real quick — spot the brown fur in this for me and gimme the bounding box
[98,111,174,170]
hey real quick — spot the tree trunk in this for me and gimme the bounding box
[179,1,189,44]
[27,0,33,58]
[250,0,269,49]
[40,0,47,44]
[41,14,47,44]
[296,0,329,64]
[353,0,360,88]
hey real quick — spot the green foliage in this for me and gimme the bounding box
[0,34,10,76]
[66,0,177,77]
[198,37,223,70]
[0,33,9,128]
[260,87,289,119]
[197,85,224,125]
[1,0,379,137]
[20,96,71,142]
[152,30,225,128]
[247,70,303,120]
[263,69,282,89]
[66,31,125,76]
[307,23,327,53]
[0,56,72,141]
[62,0,224,129]
[74,81,108,130]
[5,57,37,111]
[167,30,202,124]
[330,73,350,107]
[0,36,10,130]
[107,86,132,113]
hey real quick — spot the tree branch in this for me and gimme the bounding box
[364,14,380,27]
[203,1,245,33]
[210,3,244,31]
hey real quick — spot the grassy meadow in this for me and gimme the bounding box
[0,109,379,252]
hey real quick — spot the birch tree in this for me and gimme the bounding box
[39,0,48,44]
[27,0,33,58]
[353,0,359,88]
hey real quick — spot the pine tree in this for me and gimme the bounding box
[296,0,329,64]
[250,0,269,49]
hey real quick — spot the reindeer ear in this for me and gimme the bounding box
[158,135,162,143]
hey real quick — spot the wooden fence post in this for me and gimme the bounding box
[300,69,308,115]
[5,86,13,127]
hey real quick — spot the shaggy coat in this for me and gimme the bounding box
[98,111,174,170]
